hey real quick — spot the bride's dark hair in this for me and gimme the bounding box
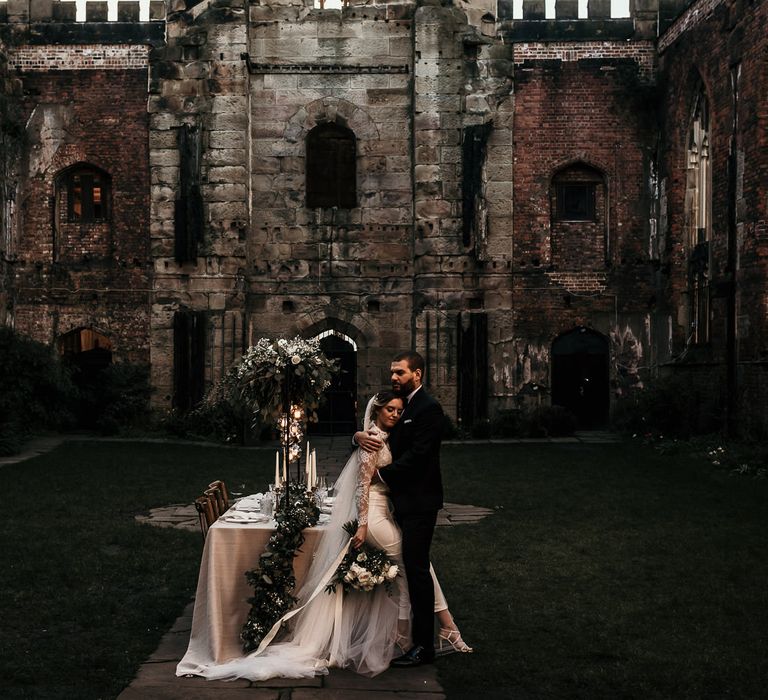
[368,389,403,426]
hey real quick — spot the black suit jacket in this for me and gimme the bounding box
[384,387,444,516]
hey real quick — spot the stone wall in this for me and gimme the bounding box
[657,0,768,434]
[0,40,24,327]
[0,0,765,434]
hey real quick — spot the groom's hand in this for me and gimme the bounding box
[354,430,383,453]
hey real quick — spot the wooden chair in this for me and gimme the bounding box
[195,481,231,540]
[208,480,230,511]
[194,495,216,540]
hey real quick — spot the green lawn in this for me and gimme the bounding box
[1,440,766,699]
[433,443,768,699]
[0,440,271,699]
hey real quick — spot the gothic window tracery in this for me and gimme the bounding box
[686,91,711,345]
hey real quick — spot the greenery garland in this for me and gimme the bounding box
[240,483,320,652]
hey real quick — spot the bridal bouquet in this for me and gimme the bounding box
[326,521,399,594]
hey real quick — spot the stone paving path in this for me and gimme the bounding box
[0,434,65,467]
[119,601,445,699]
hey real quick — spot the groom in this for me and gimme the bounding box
[355,350,444,667]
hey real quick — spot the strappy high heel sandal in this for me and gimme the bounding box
[395,632,411,655]
[437,627,473,654]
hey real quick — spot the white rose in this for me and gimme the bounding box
[375,575,384,585]
[344,572,354,582]
[357,571,372,585]
[291,355,301,365]
[386,565,399,580]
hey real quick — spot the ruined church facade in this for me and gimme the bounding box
[1,0,766,434]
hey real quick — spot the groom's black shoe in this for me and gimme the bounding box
[390,645,434,668]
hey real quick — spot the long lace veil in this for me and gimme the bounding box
[294,395,376,600]
[198,396,397,680]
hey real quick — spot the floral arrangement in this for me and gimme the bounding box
[235,337,339,427]
[241,483,321,652]
[326,520,399,595]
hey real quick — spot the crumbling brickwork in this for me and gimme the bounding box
[0,0,765,435]
[7,44,153,363]
[657,0,768,433]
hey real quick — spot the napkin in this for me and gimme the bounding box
[223,511,269,523]
[235,494,263,512]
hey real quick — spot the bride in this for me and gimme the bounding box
[202,390,470,682]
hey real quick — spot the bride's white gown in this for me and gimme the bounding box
[200,423,447,681]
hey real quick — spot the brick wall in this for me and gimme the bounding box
[658,0,768,434]
[502,44,659,411]
[8,44,149,71]
[11,62,151,363]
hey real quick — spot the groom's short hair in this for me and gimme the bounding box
[393,350,425,373]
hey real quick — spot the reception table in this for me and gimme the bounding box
[176,513,328,676]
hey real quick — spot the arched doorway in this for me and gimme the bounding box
[58,327,113,374]
[551,327,609,429]
[58,328,114,428]
[310,330,357,435]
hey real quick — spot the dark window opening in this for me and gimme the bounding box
[555,183,596,221]
[175,124,203,263]
[173,310,207,412]
[66,168,110,223]
[306,123,357,209]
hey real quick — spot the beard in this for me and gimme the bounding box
[392,379,416,396]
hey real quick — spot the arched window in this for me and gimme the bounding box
[686,91,711,344]
[550,163,607,270]
[60,164,111,223]
[306,123,356,209]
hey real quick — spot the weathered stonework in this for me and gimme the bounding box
[0,0,766,434]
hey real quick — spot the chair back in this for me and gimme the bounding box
[194,495,216,539]
[208,480,230,511]
[194,480,231,540]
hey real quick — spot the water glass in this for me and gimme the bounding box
[260,485,275,518]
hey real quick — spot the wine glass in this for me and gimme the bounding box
[316,474,328,507]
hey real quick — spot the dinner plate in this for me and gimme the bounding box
[222,512,270,523]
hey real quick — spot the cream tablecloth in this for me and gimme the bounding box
[177,517,327,675]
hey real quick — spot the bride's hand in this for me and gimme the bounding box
[351,524,368,549]
[355,430,383,453]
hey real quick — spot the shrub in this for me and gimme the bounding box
[160,400,250,444]
[491,409,523,438]
[159,364,252,444]
[73,362,153,434]
[442,414,460,439]
[470,418,492,439]
[612,372,723,438]
[524,405,577,438]
[0,327,77,433]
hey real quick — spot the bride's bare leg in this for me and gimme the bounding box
[436,611,473,653]
[431,565,473,653]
